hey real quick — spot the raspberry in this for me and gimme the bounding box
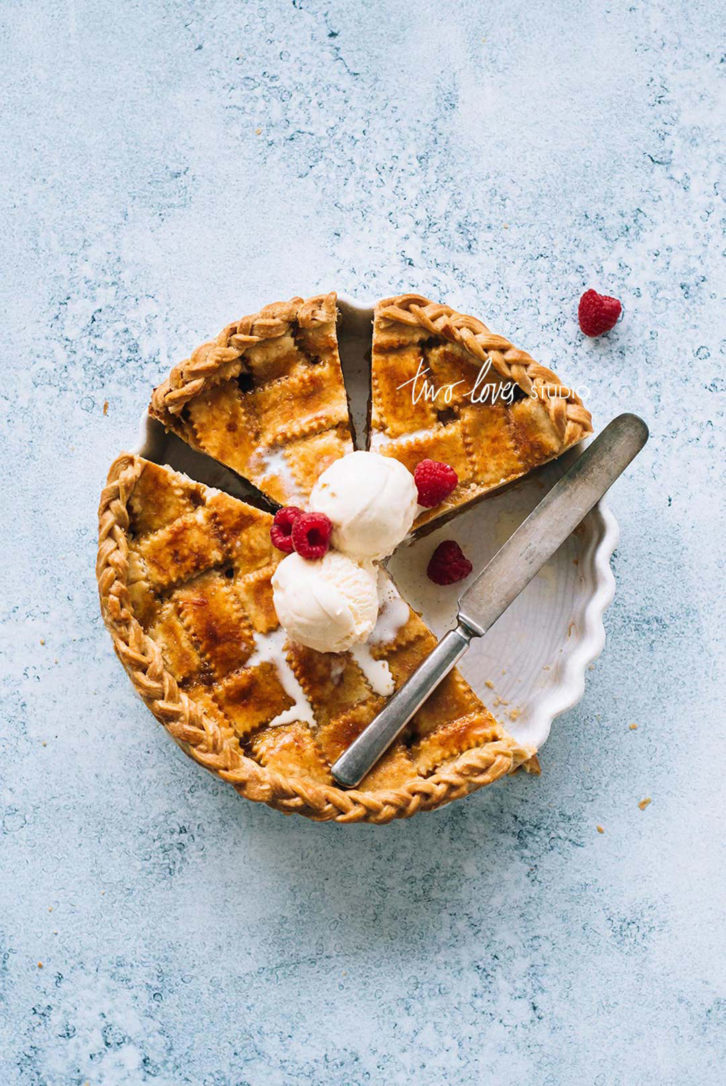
[578,289,622,337]
[291,511,333,560]
[270,506,304,553]
[414,459,459,508]
[426,540,473,586]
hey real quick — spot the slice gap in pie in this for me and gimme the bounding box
[149,293,354,508]
[97,454,534,822]
[370,294,593,531]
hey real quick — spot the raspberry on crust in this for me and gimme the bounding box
[414,459,459,508]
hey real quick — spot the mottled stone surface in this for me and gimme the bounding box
[1,1,723,1083]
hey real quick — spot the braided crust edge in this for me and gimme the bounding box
[97,454,534,823]
[376,294,593,446]
[149,292,338,423]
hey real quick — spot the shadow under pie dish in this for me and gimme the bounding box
[99,291,593,822]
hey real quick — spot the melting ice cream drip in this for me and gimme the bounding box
[251,445,302,502]
[369,572,410,646]
[350,643,394,697]
[348,574,410,698]
[246,627,314,728]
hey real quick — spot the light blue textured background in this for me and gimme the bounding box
[1,2,724,1083]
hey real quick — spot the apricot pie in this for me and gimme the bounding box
[98,291,591,822]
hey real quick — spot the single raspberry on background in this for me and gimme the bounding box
[414,459,459,508]
[270,506,304,553]
[427,540,473,585]
[292,511,333,560]
[578,289,622,337]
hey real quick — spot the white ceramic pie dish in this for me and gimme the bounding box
[136,293,618,754]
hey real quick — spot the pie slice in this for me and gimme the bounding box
[97,454,534,822]
[149,293,354,506]
[370,294,593,529]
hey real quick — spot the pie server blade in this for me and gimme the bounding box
[331,413,649,789]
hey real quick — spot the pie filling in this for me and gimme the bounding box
[100,292,591,816]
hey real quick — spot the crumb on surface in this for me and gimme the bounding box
[485,679,494,689]
[37,961,43,968]
[596,825,605,834]
[508,707,521,721]
[638,797,652,810]
[255,127,262,134]
[103,400,109,415]
[40,638,45,645]
[629,723,638,730]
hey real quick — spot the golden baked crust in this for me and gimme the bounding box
[149,293,353,505]
[97,454,534,822]
[371,294,593,528]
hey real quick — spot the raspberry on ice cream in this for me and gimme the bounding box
[578,289,622,337]
[414,459,459,507]
[270,506,304,553]
[291,511,332,560]
[427,540,473,585]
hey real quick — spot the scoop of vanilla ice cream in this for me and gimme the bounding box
[309,451,418,561]
[271,550,379,653]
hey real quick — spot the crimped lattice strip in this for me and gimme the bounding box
[98,454,533,822]
[149,293,354,506]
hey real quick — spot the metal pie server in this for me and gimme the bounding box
[331,412,649,789]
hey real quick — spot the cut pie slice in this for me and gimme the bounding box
[97,454,534,823]
[149,293,354,506]
[370,294,593,529]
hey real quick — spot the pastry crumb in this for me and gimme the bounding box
[103,400,109,415]
[629,723,638,730]
[37,961,43,968]
[485,679,494,689]
[40,638,45,645]
[255,127,262,135]
[638,797,652,810]
[596,825,605,834]
[508,707,521,722]
[41,741,47,747]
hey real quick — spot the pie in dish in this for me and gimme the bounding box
[97,454,534,822]
[99,290,591,822]
[371,294,593,529]
[149,293,352,505]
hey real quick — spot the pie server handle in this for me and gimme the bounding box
[331,413,649,789]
